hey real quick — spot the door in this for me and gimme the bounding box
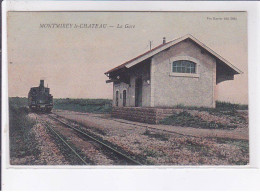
[135,78,142,107]
[116,91,119,106]
[123,90,127,107]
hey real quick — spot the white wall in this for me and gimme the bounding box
[151,40,216,108]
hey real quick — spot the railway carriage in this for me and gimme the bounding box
[28,80,53,112]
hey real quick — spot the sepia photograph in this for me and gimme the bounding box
[7,11,248,166]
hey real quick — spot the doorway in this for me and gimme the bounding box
[115,91,119,106]
[123,90,127,107]
[135,77,142,107]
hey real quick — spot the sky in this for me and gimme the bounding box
[8,11,248,104]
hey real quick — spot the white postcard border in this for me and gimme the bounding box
[2,0,260,190]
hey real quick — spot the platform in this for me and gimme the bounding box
[111,107,183,124]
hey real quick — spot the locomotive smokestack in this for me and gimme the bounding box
[40,80,44,87]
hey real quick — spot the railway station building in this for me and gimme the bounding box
[105,34,242,123]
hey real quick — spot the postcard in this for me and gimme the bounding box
[7,11,249,166]
[3,1,260,191]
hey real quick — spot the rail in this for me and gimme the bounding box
[48,114,142,165]
[41,120,89,165]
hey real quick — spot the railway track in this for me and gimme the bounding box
[41,120,89,165]
[59,112,198,138]
[45,114,142,165]
[108,118,195,137]
[54,112,196,138]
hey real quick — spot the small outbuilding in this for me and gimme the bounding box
[105,34,242,109]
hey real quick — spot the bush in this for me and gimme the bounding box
[53,98,112,114]
[160,111,236,130]
[169,101,248,112]
[216,101,248,111]
[9,102,39,162]
[9,97,28,108]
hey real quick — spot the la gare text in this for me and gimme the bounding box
[39,23,135,29]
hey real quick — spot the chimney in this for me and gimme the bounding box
[40,80,44,87]
[163,37,166,44]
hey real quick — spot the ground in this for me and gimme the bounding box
[9,98,249,165]
[52,110,249,165]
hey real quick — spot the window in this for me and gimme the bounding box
[123,90,126,107]
[116,91,119,106]
[172,60,196,74]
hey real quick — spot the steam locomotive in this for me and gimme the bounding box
[28,80,53,112]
